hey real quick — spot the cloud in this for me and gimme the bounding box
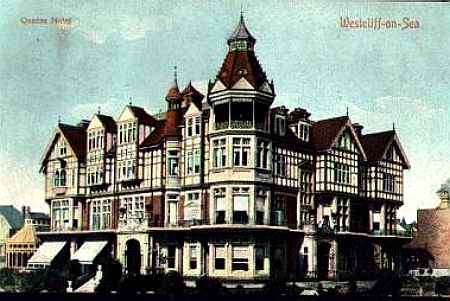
[77,14,174,45]
[0,157,46,213]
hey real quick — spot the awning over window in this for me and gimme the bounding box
[27,241,67,268]
[71,241,108,265]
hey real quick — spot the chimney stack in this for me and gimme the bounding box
[353,123,364,136]
[439,191,450,209]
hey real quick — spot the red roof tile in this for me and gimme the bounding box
[216,50,268,89]
[360,130,410,168]
[181,82,204,109]
[128,105,158,126]
[58,123,87,160]
[140,110,181,148]
[96,114,116,133]
[311,116,349,151]
[360,131,395,162]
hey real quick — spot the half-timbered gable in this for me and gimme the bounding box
[115,105,158,191]
[40,122,88,231]
[360,130,410,235]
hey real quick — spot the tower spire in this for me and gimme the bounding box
[174,65,178,86]
[227,13,255,51]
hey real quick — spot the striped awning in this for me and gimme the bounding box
[27,241,66,268]
[71,241,108,265]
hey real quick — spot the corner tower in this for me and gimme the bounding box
[208,14,274,133]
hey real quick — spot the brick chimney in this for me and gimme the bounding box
[353,123,364,136]
[438,191,450,209]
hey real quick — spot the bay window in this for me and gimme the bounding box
[256,140,270,169]
[232,246,249,271]
[167,194,178,226]
[232,187,249,224]
[255,190,266,225]
[212,139,226,168]
[214,188,226,224]
[214,245,225,270]
[168,150,179,176]
[233,138,250,167]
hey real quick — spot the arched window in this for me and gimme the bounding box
[60,169,66,186]
[54,170,60,187]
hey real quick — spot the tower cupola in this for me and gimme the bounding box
[227,13,256,52]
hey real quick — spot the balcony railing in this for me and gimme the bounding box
[369,229,413,237]
[215,120,254,130]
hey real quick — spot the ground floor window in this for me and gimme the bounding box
[232,246,249,271]
[255,246,265,271]
[189,245,197,270]
[167,245,176,269]
[214,245,225,270]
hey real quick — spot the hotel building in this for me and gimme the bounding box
[31,15,411,282]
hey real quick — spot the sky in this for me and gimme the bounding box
[0,1,449,222]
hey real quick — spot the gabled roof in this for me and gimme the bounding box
[216,50,270,90]
[40,123,87,171]
[7,224,39,244]
[181,82,204,109]
[0,206,23,230]
[360,130,410,168]
[127,105,159,126]
[26,212,50,220]
[311,116,349,151]
[96,114,116,133]
[58,123,87,160]
[311,116,366,159]
[140,110,181,148]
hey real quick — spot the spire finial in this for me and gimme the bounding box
[174,65,178,85]
[58,115,61,124]
[346,106,349,117]
[129,96,132,106]
[240,4,244,19]
[97,106,101,115]
[393,122,396,131]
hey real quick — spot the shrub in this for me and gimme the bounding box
[161,271,185,295]
[264,278,286,296]
[435,277,450,296]
[195,276,223,296]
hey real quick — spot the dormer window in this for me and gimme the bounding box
[299,122,311,142]
[274,116,286,136]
